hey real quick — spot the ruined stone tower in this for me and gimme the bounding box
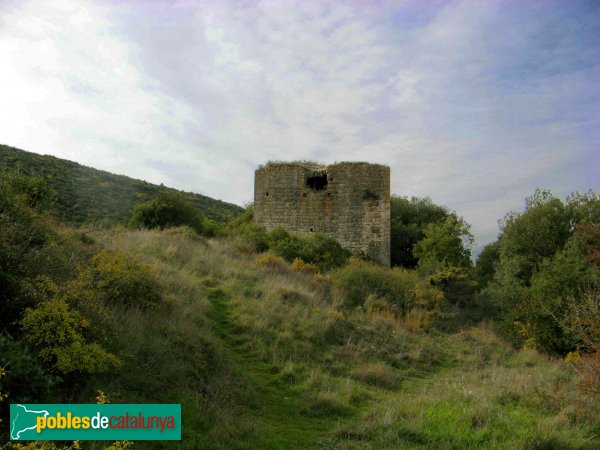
[254,162,390,266]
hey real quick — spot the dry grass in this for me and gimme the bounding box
[88,227,598,449]
[334,326,596,449]
[351,362,400,389]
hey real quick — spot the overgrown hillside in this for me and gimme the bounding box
[91,228,598,449]
[0,144,243,224]
[1,223,598,447]
[1,168,599,449]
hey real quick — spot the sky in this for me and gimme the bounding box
[1,0,599,253]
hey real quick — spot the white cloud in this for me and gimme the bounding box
[0,0,198,183]
[1,0,598,251]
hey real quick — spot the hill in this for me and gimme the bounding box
[2,222,598,447]
[0,144,243,224]
[90,228,598,449]
[1,162,598,449]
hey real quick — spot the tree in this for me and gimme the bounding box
[484,188,600,354]
[474,241,500,288]
[413,214,474,276]
[522,236,599,353]
[390,196,450,267]
[498,188,573,284]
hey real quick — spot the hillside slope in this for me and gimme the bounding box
[0,144,243,224]
[88,228,598,449]
[1,165,598,449]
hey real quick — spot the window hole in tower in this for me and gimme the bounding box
[306,173,328,190]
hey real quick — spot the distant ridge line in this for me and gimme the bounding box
[0,144,243,225]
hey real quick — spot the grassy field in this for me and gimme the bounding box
[78,227,599,449]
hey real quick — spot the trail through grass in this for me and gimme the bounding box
[203,282,355,449]
[94,228,599,450]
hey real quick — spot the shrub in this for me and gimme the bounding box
[474,241,500,288]
[21,298,119,375]
[291,258,319,274]
[82,251,162,309]
[267,227,304,261]
[0,333,59,404]
[129,191,216,236]
[332,260,437,314]
[497,188,573,284]
[300,233,351,271]
[238,222,269,252]
[227,206,270,251]
[228,204,255,228]
[229,211,350,270]
[0,169,51,209]
[0,173,54,330]
[267,227,350,272]
[255,252,287,268]
[516,237,599,353]
[484,190,600,354]
[412,279,445,309]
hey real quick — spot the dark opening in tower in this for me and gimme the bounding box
[306,173,328,190]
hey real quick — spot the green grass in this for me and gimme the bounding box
[79,227,599,449]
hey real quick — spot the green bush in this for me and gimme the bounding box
[0,169,51,209]
[0,333,59,405]
[267,227,305,261]
[228,208,350,270]
[129,191,218,236]
[300,233,350,271]
[21,298,119,375]
[81,251,162,309]
[228,204,255,228]
[497,189,573,283]
[238,222,269,252]
[0,173,54,330]
[266,227,349,272]
[332,260,437,314]
[227,206,272,252]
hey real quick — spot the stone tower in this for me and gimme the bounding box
[254,161,390,266]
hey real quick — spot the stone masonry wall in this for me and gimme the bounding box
[254,162,390,266]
